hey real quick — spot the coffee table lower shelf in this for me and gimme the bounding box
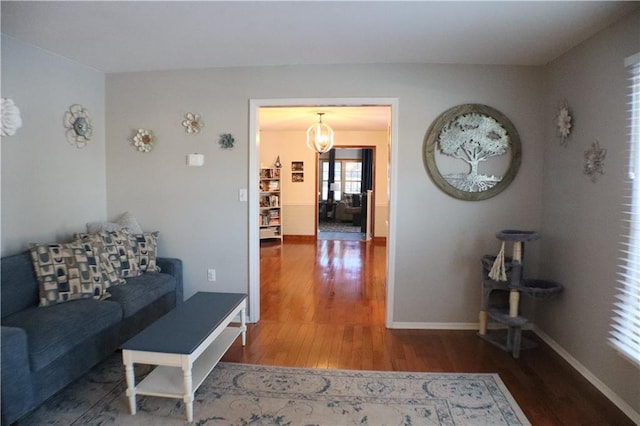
[134,327,242,399]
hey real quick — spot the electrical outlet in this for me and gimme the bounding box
[239,188,247,202]
[207,269,216,282]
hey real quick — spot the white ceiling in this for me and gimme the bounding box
[2,1,637,131]
[260,106,392,132]
[2,1,638,73]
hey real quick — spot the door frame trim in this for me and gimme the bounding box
[249,98,399,328]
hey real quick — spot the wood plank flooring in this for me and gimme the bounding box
[222,238,634,425]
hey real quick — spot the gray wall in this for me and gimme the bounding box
[3,9,637,419]
[106,64,546,319]
[1,36,106,256]
[539,11,640,414]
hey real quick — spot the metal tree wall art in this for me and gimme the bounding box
[438,113,509,192]
[63,104,92,148]
[1,98,23,137]
[583,140,606,183]
[423,104,521,201]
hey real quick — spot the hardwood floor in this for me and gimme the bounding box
[223,239,634,425]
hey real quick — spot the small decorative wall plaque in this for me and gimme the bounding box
[133,128,154,153]
[181,112,203,134]
[556,100,572,146]
[292,172,304,182]
[292,161,304,172]
[1,98,23,137]
[583,140,606,183]
[218,133,235,149]
[63,104,92,148]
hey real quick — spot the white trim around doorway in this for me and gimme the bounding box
[248,98,399,328]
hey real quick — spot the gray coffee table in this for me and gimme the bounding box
[121,292,247,422]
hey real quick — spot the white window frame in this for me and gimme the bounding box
[320,159,362,201]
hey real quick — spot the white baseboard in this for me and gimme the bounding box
[532,326,640,424]
[388,322,535,331]
[388,322,478,330]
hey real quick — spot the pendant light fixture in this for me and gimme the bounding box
[306,112,334,153]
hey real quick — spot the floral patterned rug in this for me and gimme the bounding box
[21,354,530,425]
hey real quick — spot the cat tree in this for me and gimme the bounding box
[478,230,563,358]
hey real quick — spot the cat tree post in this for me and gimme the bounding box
[509,241,522,318]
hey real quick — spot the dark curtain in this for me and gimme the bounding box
[361,148,373,192]
[328,148,336,203]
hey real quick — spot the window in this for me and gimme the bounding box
[320,159,362,201]
[343,161,362,194]
[611,52,640,367]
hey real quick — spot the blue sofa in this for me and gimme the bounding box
[0,251,183,425]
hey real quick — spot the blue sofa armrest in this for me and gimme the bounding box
[1,326,36,425]
[156,257,183,305]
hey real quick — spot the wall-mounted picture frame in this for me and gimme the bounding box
[292,172,304,183]
[292,161,304,172]
[423,104,521,201]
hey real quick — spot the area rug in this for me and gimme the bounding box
[20,354,530,425]
[319,221,362,233]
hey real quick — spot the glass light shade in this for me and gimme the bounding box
[306,115,334,153]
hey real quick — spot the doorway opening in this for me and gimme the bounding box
[317,147,372,242]
[249,98,399,327]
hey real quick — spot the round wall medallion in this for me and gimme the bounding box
[182,112,204,134]
[63,104,93,148]
[133,128,154,153]
[1,97,23,137]
[423,104,521,201]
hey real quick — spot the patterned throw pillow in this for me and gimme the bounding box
[77,230,142,279]
[29,242,106,306]
[77,240,126,287]
[129,231,161,272]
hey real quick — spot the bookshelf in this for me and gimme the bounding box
[259,168,282,242]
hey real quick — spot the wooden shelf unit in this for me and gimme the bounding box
[259,167,282,242]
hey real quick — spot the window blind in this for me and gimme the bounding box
[611,52,640,367]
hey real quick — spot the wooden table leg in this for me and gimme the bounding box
[241,304,247,346]
[123,352,137,416]
[182,363,194,422]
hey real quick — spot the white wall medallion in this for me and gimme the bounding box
[63,104,92,148]
[218,133,235,149]
[133,128,154,153]
[556,100,572,146]
[583,140,606,183]
[1,97,23,137]
[181,112,204,134]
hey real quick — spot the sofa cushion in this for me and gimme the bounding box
[2,299,122,371]
[129,232,161,273]
[351,193,361,207]
[29,242,106,306]
[1,252,39,318]
[77,230,142,279]
[106,272,176,318]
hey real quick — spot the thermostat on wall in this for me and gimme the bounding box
[187,153,204,167]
